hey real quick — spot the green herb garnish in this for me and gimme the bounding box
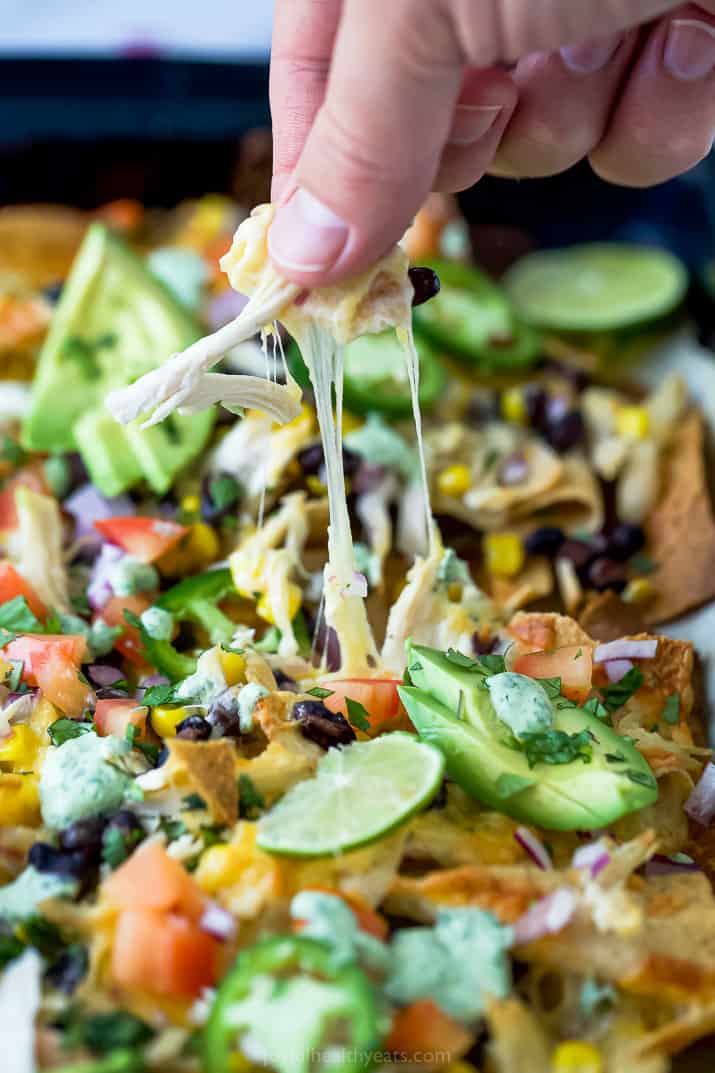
[520,728,593,768]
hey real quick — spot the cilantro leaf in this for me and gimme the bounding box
[445,648,480,670]
[629,553,657,575]
[537,677,562,700]
[208,474,243,513]
[48,718,94,747]
[69,1010,153,1056]
[624,768,657,790]
[0,435,26,467]
[494,773,536,799]
[101,824,143,870]
[238,774,265,818]
[182,793,207,812]
[599,667,644,712]
[520,728,593,768]
[345,697,371,732]
[0,931,24,969]
[159,817,188,842]
[662,692,680,725]
[478,653,507,675]
[141,683,179,706]
[0,596,43,634]
[581,696,611,723]
[306,686,334,700]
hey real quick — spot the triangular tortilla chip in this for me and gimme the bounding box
[168,739,238,826]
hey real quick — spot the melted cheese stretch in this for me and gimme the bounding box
[108,203,434,675]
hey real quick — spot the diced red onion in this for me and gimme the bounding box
[571,841,611,878]
[87,543,124,610]
[685,762,715,825]
[88,665,124,687]
[207,290,249,331]
[65,484,135,542]
[594,639,658,663]
[498,452,529,487]
[604,658,634,683]
[644,853,701,877]
[352,463,388,496]
[2,691,38,715]
[141,673,171,688]
[512,887,577,945]
[514,826,552,871]
[200,901,236,941]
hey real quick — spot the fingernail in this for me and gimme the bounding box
[448,105,503,147]
[664,18,715,81]
[560,32,622,74]
[268,187,349,273]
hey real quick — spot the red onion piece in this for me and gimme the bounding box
[512,888,577,945]
[571,841,611,878]
[514,826,552,871]
[498,452,529,487]
[207,290,249,331]
[200,901,236,941]
[87,544,125,610]
[141,673,171,688]
[2,691,38,714]
[88,665,125,687]
[65,484,135,542]
[604,658,634,683]
[644,853,700,877]
[685,762,715,825]
[594,639,657,663]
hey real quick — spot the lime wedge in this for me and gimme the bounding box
[256,733,444,857]
[503,243,688,332]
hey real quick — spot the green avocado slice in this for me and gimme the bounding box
[399,643,658,831]
[22,222,213,493]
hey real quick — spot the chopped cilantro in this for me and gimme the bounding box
[0,595,43,634]
[0,435,26,467]
[199,825,225,849]
[494,773,536,799]
[629,553,657,575]
[182,793,207,812]
[604,751,626,764]
[445,648,479,670]
[345,697,371,732]
[101,825,143,870]
[136,741,160,765]
[238,774,265,818]
[159,817,187,842]
[478,653,507,675]
[444,649,506,677]
[520,728,593,768]
[306,686,334,700]
[60,1009,153,1056]
[581,696,611,723]
[220,643,244,656]
[48,718,94,747]
[624,769,657,790]
[20,915,66,960]
[141,682,179,706]
[208,474,243,513]
[662,692,680,725]
[537,676,562,700]
[600,667,644,712]
[254,626,281,653]
[0,931,23,969]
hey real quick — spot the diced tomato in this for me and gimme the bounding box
[322,678,403,732]
[112,908,218,998]
[94,517,188,564]
[507,615,556,653]
[95,699,148,740]
[513,645,593,705]
[0,464,48,532]
[384,1000,473,1063]
[94,594,152,666]
[3,634,87,686]
[34,646,94,717]
[0,562,46,619]
[104,841,205,922]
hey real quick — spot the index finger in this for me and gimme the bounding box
[270,0,343,202]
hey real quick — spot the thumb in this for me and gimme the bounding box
[268,0,465,285]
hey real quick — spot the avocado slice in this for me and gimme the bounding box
[399,644,658,831]
[22,222,213,494]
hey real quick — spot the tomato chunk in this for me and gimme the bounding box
[513,645,593,705]
[94,517,188,564]
[0,562,46,619]
[322,678,402,731]
[95,699,148,740]
[3,634,87,686]
[34,646,94,716]
[94,594,152,666]
[104,841,205,921]
[112,908,218,998]
[384,1000,473,1063]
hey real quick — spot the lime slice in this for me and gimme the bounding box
[503,243,688,332]
[256,733,444,857]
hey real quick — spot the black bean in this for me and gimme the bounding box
[426,779,449,811]
[273,670,299,692]
[45,944,88,994]
[340,446,362,480]
[352,462,387,495]
[292,700,356,749]
[558,539,599,572]
[525,526,565,558]
[608,523,645,561]
[541,359,590,392]
[59,817,106,855]
[200,471,244,523]
[587,557,627,593]
[155,745,169,767]
[524,385,548,429]
[466,391,500,427]
[546,410,585,452]
[409,266,441,307]
[43,281,63,304]
[29,842,93,880]
[207,691,243,738]
[297,442,325,476]
[175,714,212,741]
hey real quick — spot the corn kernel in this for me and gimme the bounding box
[616,405,649,440]
[483,532,525,577]
[185,522,220,570]
[0,774,40,827]
[501,386,527,425]
[195,844,237,893]
[219,649,246,686]
[150,705,188,738]
[341,412,363,435]
[306,475,326,497]
[551,1042,603,1073]
[180,494,201,517]
[437,464,472,498]
[622,577,656,605]
[0,726,39,769]
[256,583,301,626]
[0,660,12,683]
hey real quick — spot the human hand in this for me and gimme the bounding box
[268,0,715,286]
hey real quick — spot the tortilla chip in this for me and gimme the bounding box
[485,998,552,1073]
[579,590,647,642]
[644,411,715,624]
[0,205,88,288]
[168,739,238,825]
[490,557,553,613]
[506,610,592,651]
[615,632,698,742]
[384,864,560,924]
